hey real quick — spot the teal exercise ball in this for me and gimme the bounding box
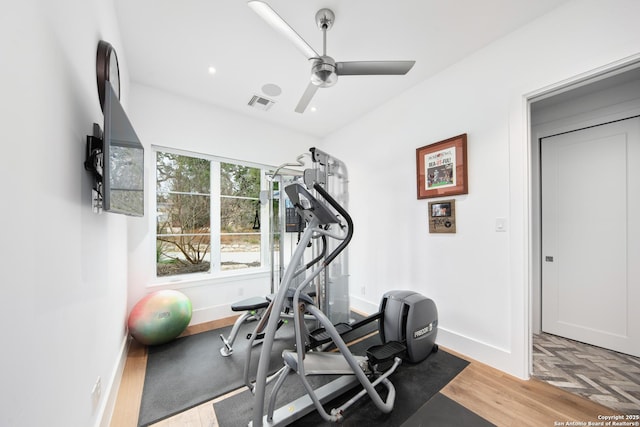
[128,290,192,345]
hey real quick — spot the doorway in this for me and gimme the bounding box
[529,63,640,410]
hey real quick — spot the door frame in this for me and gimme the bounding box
[526,57,640,376]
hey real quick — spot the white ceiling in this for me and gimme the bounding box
[114,0,570,138]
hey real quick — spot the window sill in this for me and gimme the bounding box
[146,267,271,291]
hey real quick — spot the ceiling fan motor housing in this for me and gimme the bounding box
[311,56,338,87]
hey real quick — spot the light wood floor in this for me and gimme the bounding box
[110,317,615,427]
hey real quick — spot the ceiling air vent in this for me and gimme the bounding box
[248,95,275,111]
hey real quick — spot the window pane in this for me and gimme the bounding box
[221,197,260,233]
[156,234,211,276]
[220,163,260,198]
[220,197,261,271]
[156,151,211,277]
[157,152,210,193]
[158,193,211,231]
[157,193,211,276]
[221,234,260,270]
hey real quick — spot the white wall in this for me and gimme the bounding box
[320,0,640,379]
[0,1,130,426]
[125,84,320,323]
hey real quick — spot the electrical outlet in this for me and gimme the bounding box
[238,287,244,296]
[91,377,102,412]
[360,286,366,295]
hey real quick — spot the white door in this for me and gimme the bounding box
[541,116,640,357]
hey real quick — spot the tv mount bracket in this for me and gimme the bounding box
[84,123,104,213]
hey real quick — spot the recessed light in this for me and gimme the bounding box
[310,106,317,112]
[208,66,217,75]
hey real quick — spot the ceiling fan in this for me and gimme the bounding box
[248,1,416,113]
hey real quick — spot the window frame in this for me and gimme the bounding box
[153,145,272,281]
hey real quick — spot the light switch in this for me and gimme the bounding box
[495,217,507,232]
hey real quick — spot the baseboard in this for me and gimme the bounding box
[96,334,130,427]
[436,327,527,380]
[348,295,378,315]
[190,303,236,325]
[180,314,238,336]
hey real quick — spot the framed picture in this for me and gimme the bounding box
[428,199,456,233]
[416,133,468,199]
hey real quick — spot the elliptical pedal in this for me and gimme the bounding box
[366,341,407,365]
[309,322,353,345]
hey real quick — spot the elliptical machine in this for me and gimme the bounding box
[219,147,350,357]
[248,183,438,426]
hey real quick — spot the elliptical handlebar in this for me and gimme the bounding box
[285,182,353,267]
[312,183,353,266]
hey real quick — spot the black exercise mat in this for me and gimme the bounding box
[139,312,377,426]
[138,320,295,426]
[213,341,469,426]
[400,393,495,427]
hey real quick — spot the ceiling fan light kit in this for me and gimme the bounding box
[248,0,415,113]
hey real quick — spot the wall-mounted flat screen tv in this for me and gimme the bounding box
[102,82,144,216]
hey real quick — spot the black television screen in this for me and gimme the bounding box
[102,82,144,216]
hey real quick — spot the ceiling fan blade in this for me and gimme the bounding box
[295,82,319,113]
[336,60,416,76]
[248,1,319,59]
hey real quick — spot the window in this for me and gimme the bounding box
[155,149,267,277]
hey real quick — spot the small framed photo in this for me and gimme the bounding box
[431,202,452,218]
[416,134,468,199]
[428,199,456,233]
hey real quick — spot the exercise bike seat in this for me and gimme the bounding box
[230,296,270,312]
